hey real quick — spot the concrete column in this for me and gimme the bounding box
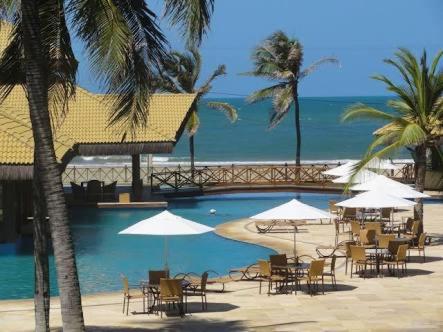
[131,154,142,201]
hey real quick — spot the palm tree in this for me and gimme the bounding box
[342,48,443,229]
[0,1,214,331]
[156,48,238,173]
[245,31,339,166]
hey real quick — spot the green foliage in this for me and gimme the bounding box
[245,30,339,128]
[156,48,237,136]
[342,48,443,177]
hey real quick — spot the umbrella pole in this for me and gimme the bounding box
[164,236,169,272]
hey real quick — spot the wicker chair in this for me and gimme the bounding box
[350,220,361,241]
[386,244,409,277]
[258,260,288,295]
[380,208,392,222]
[344,240,356,275]
[158,278,185,318]
[183,271,208,311]
[409,233,426,262]
[121,275,146,315]
[350,245,376,279]
[322,255,337,290]
[298,259,325,296]
[377,234,395,249]
[342,208,357,221]
[365,222,382,235]
[359,229,376,247]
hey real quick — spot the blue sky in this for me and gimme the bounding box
[74,0,442,97]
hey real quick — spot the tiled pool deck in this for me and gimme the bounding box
[1,203,442,331]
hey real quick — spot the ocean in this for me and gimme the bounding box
[72,96,411,166]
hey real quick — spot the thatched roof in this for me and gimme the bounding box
[0,22,196,180]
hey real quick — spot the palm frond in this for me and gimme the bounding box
[269,85,293,129]
[186,110,200,136]
[207,101,238,122]
[299,56,340,79]
[198,64,225,97]
[342,103,395,122]
[247,83,287,104]
[398,123,427,146]
[69,0,167,138]
[163,0,214,47]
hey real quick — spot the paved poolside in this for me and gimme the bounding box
[0,203,442,331]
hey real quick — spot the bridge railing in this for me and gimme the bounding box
[150,163,415,192]
[62,163,415,189]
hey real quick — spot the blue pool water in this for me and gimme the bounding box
[0,192,344,300]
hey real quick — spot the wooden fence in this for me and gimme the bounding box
[63,163,415,191]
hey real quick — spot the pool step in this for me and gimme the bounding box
[97,201,168,209]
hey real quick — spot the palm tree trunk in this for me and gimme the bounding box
[33,169,50,332]
[414,144,426,232]
[293,83,301,167]
[21,1,85,331]
[190,135,195,179]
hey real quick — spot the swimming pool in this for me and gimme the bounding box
[0,191,344,300]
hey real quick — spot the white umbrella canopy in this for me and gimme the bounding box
[251,199,332,220]
[118,210,214,235]
[251,199,331,257]
[351,175,429,199]
[365,157,399,170]
[336,190,416,209]
[322,161,357,177]
[118,210,214,269]
[332,169,379,184]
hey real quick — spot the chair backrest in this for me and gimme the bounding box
[330,255,337,272]
[411,220,421,235]
[396,244,408,261]
[350,220,361,236]
[377,234,395,249]
[149,270,168,285]
[418,233,426,249]
[365,222,382,235]
[329,200,338,213]
[381,208,392,220]
[405,218,414,232]
[87,180,102,194]
[200,271,209,292]
[160,278,183,298]
[70,182,85,199]
[258,260,271,277]
[270,254,287,267]
[345,241,356,258]
[308,259,325,277]
[350,245,366,261]
[343,208,357,219]
[121,275,129,295]
[103,181,117,194]
[360,229,376,245]
[119,192,130,203]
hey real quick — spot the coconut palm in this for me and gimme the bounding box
[245,31,339,166]
[0,1,214,331]
[342,48,443,228]
[156,48,237,172]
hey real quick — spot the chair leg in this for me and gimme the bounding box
[122,297,126,314]
[322,277,325,295]
[259,279,262,294]
[126,297,130,315]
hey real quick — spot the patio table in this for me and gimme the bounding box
[271,262,310,294]
[366,248,390,276]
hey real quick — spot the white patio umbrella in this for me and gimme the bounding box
[118,210,214,269]
[251,199,332,257]
[351,175,429,199]
[365,157,398,170]
[322,161,357,177]
[336,190,416,209]
[332,169,378,184]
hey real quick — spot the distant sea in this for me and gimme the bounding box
[71,96,411,166]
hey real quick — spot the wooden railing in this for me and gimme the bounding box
[62,163,415,190]
[150,163,415,192]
